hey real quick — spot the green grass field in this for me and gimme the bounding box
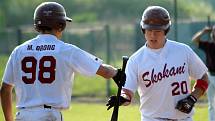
[0,55,210,121]
[0,54,8,82]
[62,103,209,121]
[0,102,209,121]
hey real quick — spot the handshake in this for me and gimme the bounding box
[106,69,130,110]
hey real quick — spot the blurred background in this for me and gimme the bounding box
[0,0,215,110]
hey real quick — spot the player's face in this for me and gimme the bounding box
[145,29,166,49]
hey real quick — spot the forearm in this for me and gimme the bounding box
[2,98,13,121]
[1,83,14,121]
[191,73,209,99]
[176,74,209,113]
[190,88,204,99]
[96,64,117,79]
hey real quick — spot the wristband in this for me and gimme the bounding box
[189,95,197,103]
[194,79,208,93]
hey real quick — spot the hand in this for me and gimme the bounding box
[106,95,130,110]
[175,95,197,114]
[112,69,126,87]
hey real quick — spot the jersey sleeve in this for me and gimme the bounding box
[69,46,102,76]
[2,50,16,86]
[187,46,208,80]
[123,58,138,93]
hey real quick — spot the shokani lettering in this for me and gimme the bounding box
[142,63,186,87]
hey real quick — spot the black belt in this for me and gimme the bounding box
[156,118,178,121]
[43,104,52,109]
[155,117,190,121]
[20,104,52,109]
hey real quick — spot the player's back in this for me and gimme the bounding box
[11,34,77,109]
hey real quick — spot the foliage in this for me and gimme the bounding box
[177,0,214,21]
[0,11,4,30]
[73,12,97,23]
[0,0,215,28]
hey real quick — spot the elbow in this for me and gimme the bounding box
[0,83,13,96]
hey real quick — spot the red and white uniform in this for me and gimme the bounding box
[2,34,102,110]
[124,40,207,121]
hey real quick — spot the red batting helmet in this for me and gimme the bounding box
[34,2,72,32]
[140,6,171,34]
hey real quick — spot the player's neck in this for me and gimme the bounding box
[41,30,62,39]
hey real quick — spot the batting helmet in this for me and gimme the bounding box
[34,2,72,32]
[140,6,171,34]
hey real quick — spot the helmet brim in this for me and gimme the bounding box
[66,16,72,22]
[140,20,171,30]
[142,24,169,30]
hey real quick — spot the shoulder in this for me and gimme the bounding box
[11,39,35,55]
[58,42,87,57]
[131,46,145,57]
[129,45,146,63]
[167,39,192,50]
[7,40,31,61]
[167,39,188,47]
[60,42,81,51]
[165,40,196,57]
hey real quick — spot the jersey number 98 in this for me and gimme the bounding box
[21,56,56,84]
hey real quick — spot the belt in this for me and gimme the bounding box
[155,117,191,121]
[43,104,52,109]
[155,118,178,121]
[20,104,52,109]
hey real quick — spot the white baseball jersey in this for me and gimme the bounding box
[2,34,102,109]
[124,39,208,120]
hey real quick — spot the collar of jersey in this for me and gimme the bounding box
[36,34,58,41]
[145,39,168,52]
[144,39,169,59]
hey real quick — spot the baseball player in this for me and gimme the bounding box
[106,6,209,121]
[0,2,125,121]
[192,25,215,121]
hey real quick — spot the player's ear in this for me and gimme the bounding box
[58,28,62,32]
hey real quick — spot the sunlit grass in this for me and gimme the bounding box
[0,102,208,121]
